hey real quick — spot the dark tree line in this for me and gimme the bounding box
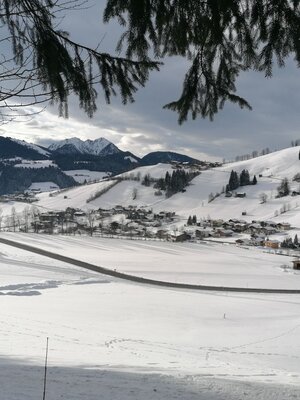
[187,215,197,226]
[281,235,299,249]
[154,170,199,197]
[276,178,290,197]
[226,169,257,192]
[2,1,300,123]
[0,165,76,195]
[105,0,300,123]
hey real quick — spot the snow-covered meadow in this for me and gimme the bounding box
[0,233,299,399]
[63,169,111,183]
[1,146,300,398]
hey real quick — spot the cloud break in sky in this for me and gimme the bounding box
[1,1,300,161]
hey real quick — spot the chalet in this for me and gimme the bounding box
[170,232,191,242]
[263,220,277,227]
[215,228,233,237]
[263,226,278,235]
[195,228,212,239]
[233,223,248,233]
[264,239,280,249]
[292,259,300,270]
[212,219,224,227]
[229,219,247,224]
[156,229,169,239]
[251,237,265,246]
[39,212,60,222]
[278,222,291,231]
[248,223,262,233]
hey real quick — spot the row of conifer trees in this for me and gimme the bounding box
[226,169,257,192]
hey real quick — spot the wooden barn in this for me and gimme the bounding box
[292,259,300,270]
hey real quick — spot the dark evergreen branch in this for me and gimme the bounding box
[104,0,300,122]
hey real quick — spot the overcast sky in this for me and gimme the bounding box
[1,1,300,161]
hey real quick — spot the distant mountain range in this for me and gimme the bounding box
[0,136,203,195]
[48,137,120,156]
[0,136,200,168]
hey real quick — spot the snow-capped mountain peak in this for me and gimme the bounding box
[48,137,120,156]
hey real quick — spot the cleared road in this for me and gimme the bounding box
[0,237,300,294]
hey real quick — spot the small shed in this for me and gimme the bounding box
[292,259,300,270]
[235,192,246,198]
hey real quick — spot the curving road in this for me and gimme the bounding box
[0,237,300,294]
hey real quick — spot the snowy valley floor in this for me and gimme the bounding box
[0,233,299,399]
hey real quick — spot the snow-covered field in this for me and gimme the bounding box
[63,169,111,183]
[14,160,56,168]
[4,233,300,290]
[26,181,59,193]
[1,147,300,398]
[1,233,300,399]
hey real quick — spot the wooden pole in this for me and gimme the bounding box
[42,337,49,400]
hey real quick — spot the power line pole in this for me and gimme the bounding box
[42,337,49,400]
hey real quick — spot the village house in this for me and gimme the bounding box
[264,239,280,249]
[212,219,224,227]
[215,228,234,237]
[195,228,212,239]
[263,220,278,228]
[169,232,191,242]
[263,226,278,235]
[156,229,169,239]
[277,222,291,230]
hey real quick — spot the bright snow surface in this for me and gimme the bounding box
[1,147,300,398]
[0,233,299,399]
[63,169,111,183]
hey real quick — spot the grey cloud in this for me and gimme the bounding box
[5,1,300,161]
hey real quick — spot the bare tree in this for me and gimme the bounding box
[86,209,96,236]
[132,188,138,200]
[0,208,3,231]
[259,193,268,204]
[23,206,30,232]
[31,205,40,233]
[10,206,17,232]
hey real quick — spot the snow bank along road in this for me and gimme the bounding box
[1,237,299,294]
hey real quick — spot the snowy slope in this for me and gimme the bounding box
[64,169,111,183]
[0,233,299,400]
[155,146,300,223]
[36,180,117,210]
[11,137,50,157]
[2,147,300,400]
[14,160,57,168]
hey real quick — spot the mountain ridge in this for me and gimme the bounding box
[48,137,120,156]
